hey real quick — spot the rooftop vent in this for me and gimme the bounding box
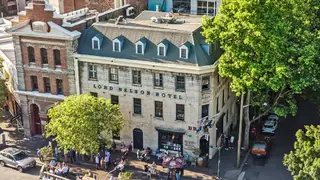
[150,13,185,24]
[115,15,126,25]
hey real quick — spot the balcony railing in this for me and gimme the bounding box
[41,172,70,180]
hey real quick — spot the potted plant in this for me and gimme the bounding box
[118,171,134,180]
[192,148,204,167]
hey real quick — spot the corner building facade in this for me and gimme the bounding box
[7,0,80,136]
[75,11,238,158]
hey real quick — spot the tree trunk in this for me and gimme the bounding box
[243,91,251,150]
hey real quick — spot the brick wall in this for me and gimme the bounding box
[23,0,63,25]
[63,0,86,13]
[24,70,70,96]
[86,0,114,13]
[21,38,68,69]
[74,0,86,10]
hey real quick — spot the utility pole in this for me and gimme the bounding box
[237,93,244,168]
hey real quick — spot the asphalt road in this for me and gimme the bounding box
[0,165,40,180]
[244,99,320,180]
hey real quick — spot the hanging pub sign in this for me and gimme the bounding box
[93,84,184,100]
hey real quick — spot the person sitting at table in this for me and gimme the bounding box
[57,162,62,169]
[150,161,158,174]
[61,163,69,177]
[55,168,62,175]
[49,160,56,168]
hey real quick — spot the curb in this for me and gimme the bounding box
[237,150,250,178]
[239,150,250,171]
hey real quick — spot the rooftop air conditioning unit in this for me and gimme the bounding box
[126,7,134,16]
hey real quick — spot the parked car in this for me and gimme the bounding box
[262,118,279,135]
[267,114,279,122]
[251,136,271,158]
[0,147,36,172]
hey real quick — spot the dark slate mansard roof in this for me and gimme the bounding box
[77,20,221,66]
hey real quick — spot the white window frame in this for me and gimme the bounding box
[113,39,121,52]
[88,64,98,79]
[179,45,189,59]
[92,36,100,50]
[136,41,145,54]
[157,43,167,56]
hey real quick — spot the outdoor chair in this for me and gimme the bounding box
[191,158,197,167]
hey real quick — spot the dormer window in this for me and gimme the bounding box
[137,44,143,54]
[136,37,147,54]
[180,48,187,59]
[158,46,165,56]
[92,34,103,50]
[157,39,169,56]
[93,40,99,49]
[179,41,192,59]
[113,35,124,52]
[114,41,120,52]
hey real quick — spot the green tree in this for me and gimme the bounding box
[283,125,320,180]
[44,94,124,155]
[202,0,320,149]
[0,58,8,106]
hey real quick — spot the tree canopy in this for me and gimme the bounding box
[45,94,124,155]
[283,125,320,179]
[201,0,320,117]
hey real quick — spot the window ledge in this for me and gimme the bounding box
[202,88,211,92]
[175,89,185,92]
[175,119,185,122]
[88,78,98,81]
[109,81,119,84]
[154,117,164,120]
[132,84,142,87]
[154,86,164,90]
[133,114,143,117]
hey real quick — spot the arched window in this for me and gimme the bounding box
[40,48,48,64]
[27,47,35,63]
[53,49,61,66]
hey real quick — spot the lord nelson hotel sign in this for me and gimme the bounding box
[93,84,184,100]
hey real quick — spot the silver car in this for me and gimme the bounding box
[0,148,36,172]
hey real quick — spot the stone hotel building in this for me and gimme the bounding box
[74,11,237,158]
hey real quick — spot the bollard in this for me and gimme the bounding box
[2,134,6,147]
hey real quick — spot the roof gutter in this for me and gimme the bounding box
[74,53,217,75]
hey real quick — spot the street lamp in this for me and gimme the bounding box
[236,92,268,168]
[211,146,222,178]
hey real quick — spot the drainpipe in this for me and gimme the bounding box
[74,57,80,95]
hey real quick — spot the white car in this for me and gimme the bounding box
[262,120,278,134]
[268,114,279,122]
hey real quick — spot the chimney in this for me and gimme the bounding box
[0,13,3,24]
[95,13,99,22]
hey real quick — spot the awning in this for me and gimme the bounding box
[155,126,186,134]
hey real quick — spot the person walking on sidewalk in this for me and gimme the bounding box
[105,150,110,170]
[95,154,100,170]
[230,135,235,149]
[37,148,43,162]
[224,134,230,150]
[55,146,60,161]
[69,150,76,163]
